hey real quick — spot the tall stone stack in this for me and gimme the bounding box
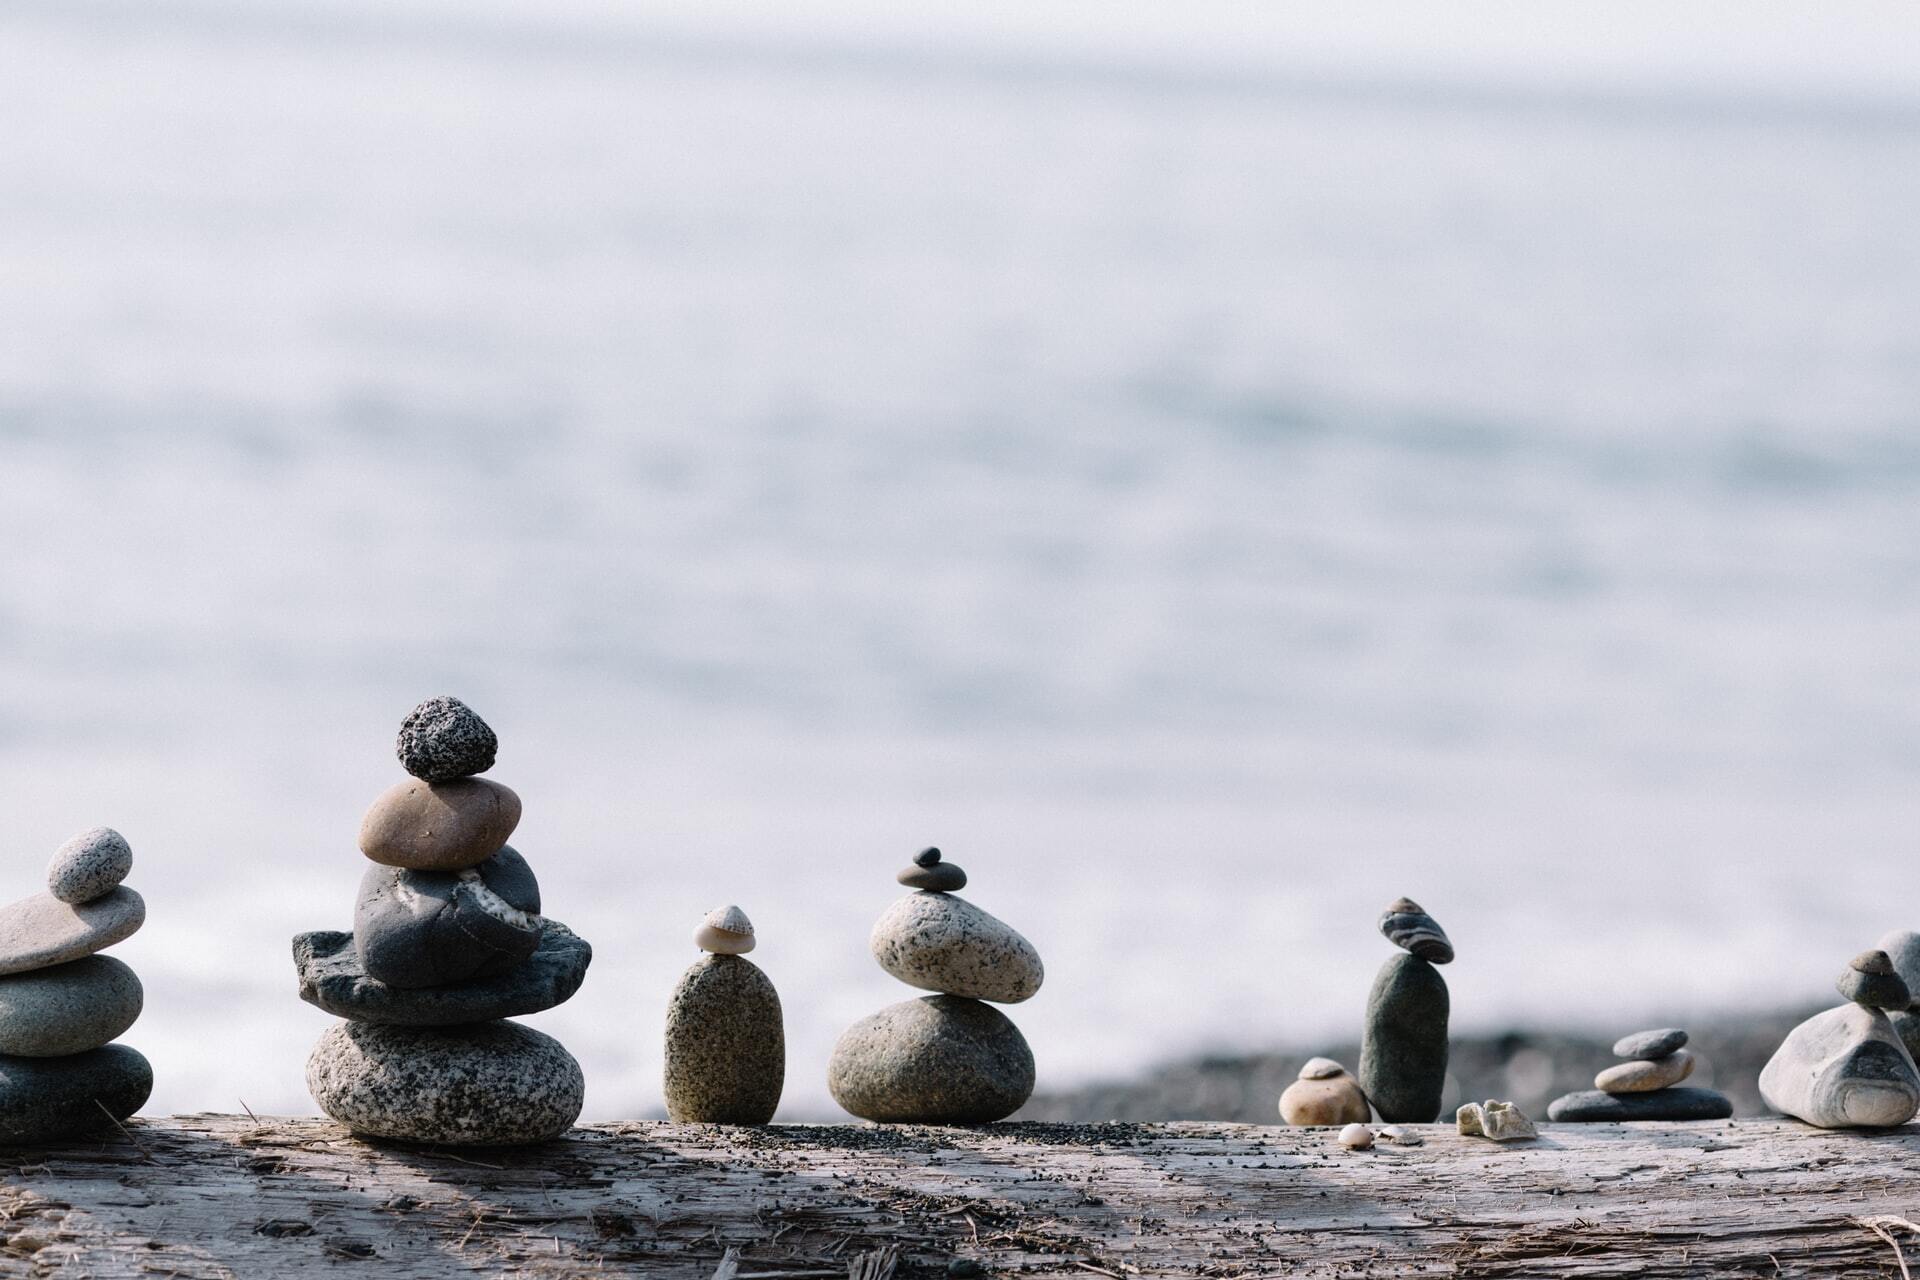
[829,847,1042,1124]
[0,828,151,1143]
[1358,897,1451,1123]
[293,697,594,1145]
[663,905,785,1123]
[1759,948,1920,1129]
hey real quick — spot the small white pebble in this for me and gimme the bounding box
[1338,1123,1374,1150]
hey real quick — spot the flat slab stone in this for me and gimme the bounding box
[0,888,144,976]
[1612,1028,1688,1060]
[293,920,591,1025]
[1546,1087,1733,1122]
[0,1043,152,1143]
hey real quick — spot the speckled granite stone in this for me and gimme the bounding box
[353,846,543,989]
[306,1020,583,1145]
[869,893,1042,1004]
[0,1044,152,1143]
[357,777,521,871]
[396,696,498,781]
[0,956,143,1056]
[294,920,590,1025]
[46,827,133,905]
[1547,1087,1733,1122]
[663,954,784,1123]
[1358,951,1449,1123]
[828,995,1034,1123]
[0,888,145,976]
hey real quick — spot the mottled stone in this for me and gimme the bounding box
[0,1044,152,1143]
[828,995,1034,1123]
[1546,1087,1734,1122]
[0,956,142,1056]
[1837,950,1910,1010]
[695,905,755,955]
[1759,1002,1920,1128]
[870,893,1042,1004]
[396,696,498,781]
[1458,1099,1537,1141]
[358,777,521,871]
[293,921,591,1026]
[1595,1049,1695,1093]
[898,863,968,892]
[1279,1068,1370,1126]
[0,888,145,976]
[1377,897,1454,964]
[1358,951,1449,1123]
[306,1020,583,1145]
[663,954,785,1123]
[1337,1122,1373,1149]
[1612,1028,1688,1060]
[353,846,542,989]
[46,827,133,905]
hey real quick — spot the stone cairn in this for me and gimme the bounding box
[1358,897,1451,1123]
[1279,1056,1370,1126]
[1874,928,1920,1063]
[1547,1027,1733,1122]
[1758,949,1920,1129]
[293,697,594,1145]
[0,828,151,1143]
[829,847,1042,1123]
[663,905,785,1123]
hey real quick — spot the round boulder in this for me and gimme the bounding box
[0,956,143,1056]
[869,893,1042,1004]
[828,995,1034,1123]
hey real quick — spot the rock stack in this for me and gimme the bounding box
[294,697,593,1145]
[1874,929,1920,1062]
[1546,1027,1733,1121]
[829,847,1041,1124]
[1358,897,1451,1123]
[0,828,151,1143]
[663,905,785,1123]
[1758,949,1920,1129]
[1279,1057,1370,1126]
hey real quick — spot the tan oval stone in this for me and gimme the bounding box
[1280,1074,1371,1126]
[358,778,521,871]
[1595,1048,1695,1093]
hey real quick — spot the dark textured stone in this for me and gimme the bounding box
[306,1020,583,1145]
[1612,1027,1688,1060]
[1546,1087,1734,1122]
[1838,950,1910,1011]
[1377,897,1453,964]
[0,1044,152,1143]
[663,954,784,1123]
[1891,1009,1920,1064]
[353,846,542,989]
[913,847,943,868]
[898,862,967,891]
[1875,930,1920,1004]
[0,956,142,1056]
[1358,951,1449,1123]
[294,920,590,1025]
[46,827,133,905]
[396,696,498,781]
[829,995,1034,1123]
[358,777,521,871]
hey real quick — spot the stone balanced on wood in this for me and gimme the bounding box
[1358,897,1451,1123]
[828,847,1042,1123]
[1759,949,1920,1129]
[663,905,785,1123]
[1546,1027,1734,1122]
[0,827,151,1143]
[294,696,593,1145]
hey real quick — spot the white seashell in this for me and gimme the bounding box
[1377,1124,1422,1145]
[1337,1123,1374,1149]
[1299,1056,1347,1080]
[694,905,756,954]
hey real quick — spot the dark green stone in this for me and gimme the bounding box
[1358,952,1448,1122]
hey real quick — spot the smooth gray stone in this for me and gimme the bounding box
[1546,1087,1733,1122]
[663,954,784,1123]
[1759,1002,1920,1128]
[828,995,1034,1123]
[0,1044,152,1143]
[0,888,144,976]
[870,892,1042,1004]
[1612,1027,1688,1060]
[1891,1009,1920,1064]
[1838,950,1909,1011]
[294,920,590,1026]
[897,863,968,892]
[1875,929,1920,1003]
[0,956,142,1056]
[306,1020,583,1145]
[397,695,498,781]
[1358,951,1449,1123]
[353,846,542,989]
[46,827,133,905]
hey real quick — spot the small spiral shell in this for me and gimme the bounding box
[1378,897,1454,964]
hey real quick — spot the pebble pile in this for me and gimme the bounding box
[664,905,785,1123]
[1547,1028,1733,1121]
[828,847,1042,1123]
[0,828,151,1143]
[1358,897,1451,1123]
[1279,1057,1370,1126]
[293,697,593,1145]
[1759,949,1920,1129]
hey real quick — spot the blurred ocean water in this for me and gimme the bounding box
[1,5,1919,1118]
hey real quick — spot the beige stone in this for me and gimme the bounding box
[1595,1049,1694,1093]
[358,777,521,870]
[1337,1123,1374,1149]
[1280,1071,1371,1126]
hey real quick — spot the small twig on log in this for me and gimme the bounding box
[92,1101,153,1162]
[1856,1216,1920,1280]
[437,1152,507,1171]
[712,1246,741,1280]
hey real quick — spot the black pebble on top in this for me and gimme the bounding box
[396,696,498,781]
[913,846,943,868]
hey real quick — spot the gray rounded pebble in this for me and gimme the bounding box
[306,1020,583,1145]
[0,888,145,976]
[354,846,543,989]
[0,1044,152,1143]
[1612,1027,1688,1060]
[898,863,967,892]
[294,920,592,1026]
[1546,1087,1733,1122]
[46,827,133,905]
[1377,897,1454,964]
[0,956,143,1057]
[828,995,1035,1123]
[870,893,1043,1004]
[396,696,498,781]
[663,954,785,1123]
[1839,950,1911,1011]
[913,847,943,868]
[1358,951,1449,1123]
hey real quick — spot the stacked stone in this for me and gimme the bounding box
[293,697,593,1145]
[0,828,151,1143]
[1358,897,1451,1123]
[1758,949,1920,1129]
[1278,1057,1370,1126]
[829,848,1042,1124]
[1873,929,1920,1062]
[663,906,785,1123]
[1546,1028,1732,1121]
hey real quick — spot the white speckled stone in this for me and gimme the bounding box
[869,893,1042,1004]
[0,889,145,976]
[1337,1123,1373,1149]
[46,828,134,905]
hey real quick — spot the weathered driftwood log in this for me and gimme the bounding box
[3,1115,1919,1277]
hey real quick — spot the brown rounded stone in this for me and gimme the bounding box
[358,777,522,871]
[1279,1072,1371,1126]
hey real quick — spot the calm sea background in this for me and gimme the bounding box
[3,3,1920,1119]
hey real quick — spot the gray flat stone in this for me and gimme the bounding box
[294,920,591,1026]
[1612,1028,1688,1060]
[397,696,498,782]
[353,846,542,989]
[306,1020,583,1145]
[46,827,133,905]
[0,888,144,976]
[828,995,1034,1124]
[1358,952,1449,1123]
[0,1044,152,1144]
[0,956,142,1056]
[870,893,1042,1004]
[1546,1087,1733,1122]
[663,954,784,1123]
[897,863,967,892]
